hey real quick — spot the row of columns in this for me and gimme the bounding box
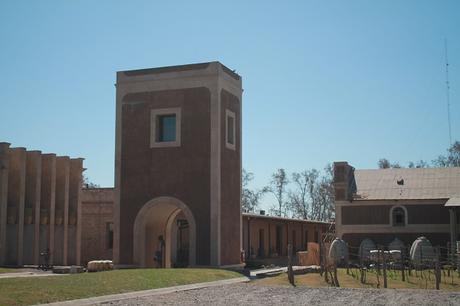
[0,142,83,267]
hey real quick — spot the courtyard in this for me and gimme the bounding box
[75,282,460,306]
[1,268,460,306]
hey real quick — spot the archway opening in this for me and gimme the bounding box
[133,197,196,268]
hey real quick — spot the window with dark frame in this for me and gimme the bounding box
[157,114,176,142]
[392,207,406,226]
[227,115,234,145]
[276,225,282,256]
[225,110,236,150]
[107,222,114,249]
[258,229,265,257]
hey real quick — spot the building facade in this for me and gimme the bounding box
[243,213,331,260]
[81,188,331,267]
[333,161,460,252]
[1,62,333,269]
[0,142,83,267]
[80,188,114,265]
[114,62,242,267]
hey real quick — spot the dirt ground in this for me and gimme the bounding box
[102,283,460,306]
[255,268,460,291]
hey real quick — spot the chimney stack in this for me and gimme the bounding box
[333,161,355,201]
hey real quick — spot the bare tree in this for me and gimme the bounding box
[408,160,429,168]
[378,158,391,169]
[378,158,401,169]
[242,169,267,213]
[266,168,289,217]
[288,165,334,222]
[315,164,334,221]
[288,170,317,219]
[381,141,459,169]
[433,141,460,167]
[83,174,100,189]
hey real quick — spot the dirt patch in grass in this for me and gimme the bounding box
[0,268,242,306]
[253,268,460,291]
[255,272,328,288]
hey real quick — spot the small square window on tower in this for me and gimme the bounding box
[150,108,181,148]
[225,109,236,150]
[158,115,176,142]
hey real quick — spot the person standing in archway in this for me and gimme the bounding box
[154,235,165,268]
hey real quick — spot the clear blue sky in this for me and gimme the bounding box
[1,1,459,211]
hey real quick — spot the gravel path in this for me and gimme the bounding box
[101,283,460,306]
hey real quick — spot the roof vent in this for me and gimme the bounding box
[259,210,266,216]
[397,179,404,185]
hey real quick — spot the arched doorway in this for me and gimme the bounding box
[133,196,196,268]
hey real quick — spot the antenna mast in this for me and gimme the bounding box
[445,39,452,145]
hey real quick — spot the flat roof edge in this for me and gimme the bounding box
[118,61,241,81]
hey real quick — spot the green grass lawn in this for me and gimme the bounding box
[254,268,460,291]
[0,268,243,306]
[0,267,23,274]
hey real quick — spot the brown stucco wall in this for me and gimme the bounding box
[220,89,241,265]
[342,233,450,251]
[407,204,450,224]
[341,203,450,225]
[81,188,114,265]
[242,214,331,259]
[119,87,211,265]
[342,205,390,225]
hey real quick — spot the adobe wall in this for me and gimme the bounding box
[220,89,241,265]
[242,214,331,259]
[80,188,114,264]
[119,87,212,265]
[0,142,83,267]
[114,62,243,266]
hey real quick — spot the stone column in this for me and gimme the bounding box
[0,142,10,265]
[25,151,42,265]
[210,84,221,267]
[55,157,70,266]
[33,153,42,265]
[40,154,56,265]
[69,158,83,265]
[8,148,26,266]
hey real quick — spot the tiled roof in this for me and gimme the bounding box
[353,167,460,200]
